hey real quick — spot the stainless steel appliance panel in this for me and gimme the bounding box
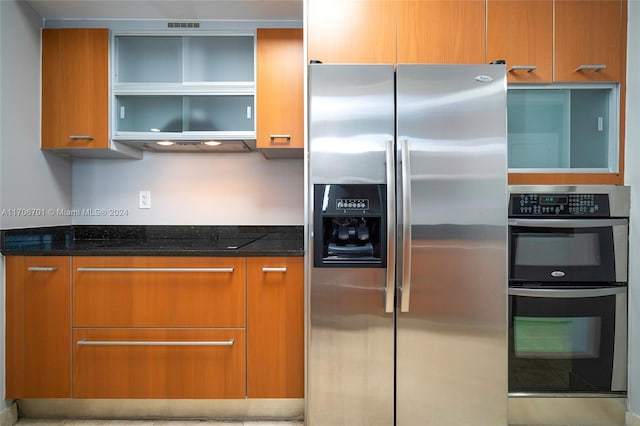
[307,64,395,426]
[308,64,395,185]
[395,64,508,425]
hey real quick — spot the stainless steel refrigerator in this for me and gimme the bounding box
[306,64,508,426]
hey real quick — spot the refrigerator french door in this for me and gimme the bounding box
[307,64,508,426]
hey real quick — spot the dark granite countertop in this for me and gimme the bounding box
[0,225,304,257]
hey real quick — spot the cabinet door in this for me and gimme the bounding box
[256,29,304,151]
[555,0,625,82]
[247,257,304,398]
[398,0,486,64]
[6,256,71,398]
[72,257,246,327]
[73,328,245,398]
[42,29,109,149]
[307,0,396,64]
[488,0,553,83]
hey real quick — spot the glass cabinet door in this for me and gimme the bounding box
[184,36,254,83]
[112,33,256,141]
[116,37,183,83]
[116,95,254,133]
[115,35,254,84]
[507,85,618,172]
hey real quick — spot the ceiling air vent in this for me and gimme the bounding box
[167,22,200,28]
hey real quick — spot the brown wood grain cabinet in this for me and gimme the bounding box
[247,257,304,398]
[71,256,247,399]
[554,0,625,82]
[397,0,486,64]
[72,328,246,399]
[307,0,397,64]
[256,29,304,154]
[72,256,246,328]
[5,256,71,398]
[487,0,553,83]
[42,28,109,150]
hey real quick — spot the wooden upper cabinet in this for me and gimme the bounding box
[6,256,71,398]
[487,0,553,83]
[256,29,304,153]
[397,0,486,64]
[42,28,109,149]
[554,0,625,82]
[247,257,304,398]
[307,0,397,64]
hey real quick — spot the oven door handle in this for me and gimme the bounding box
[508,218,628,228]
[509,287,627,298]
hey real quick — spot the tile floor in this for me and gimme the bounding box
[16,421,303,426]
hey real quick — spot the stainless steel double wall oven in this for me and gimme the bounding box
[508,185,629,396]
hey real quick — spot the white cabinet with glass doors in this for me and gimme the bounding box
[111,33,255,147]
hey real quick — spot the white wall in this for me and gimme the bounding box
[625,0,640,420]
[72,152,304,225]
[0,1,72,231]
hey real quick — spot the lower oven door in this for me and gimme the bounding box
[508,286,627,395]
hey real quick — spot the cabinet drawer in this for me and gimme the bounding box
[72,328,245,399]
[72,257,245,327]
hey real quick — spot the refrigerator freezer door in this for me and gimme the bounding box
[308,64,395,185]
[307,64,395,426]
[395,64,508,425]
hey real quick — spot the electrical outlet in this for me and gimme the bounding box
[139,190,151,209]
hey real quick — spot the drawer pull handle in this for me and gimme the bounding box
[69,135,95,140]
[76,267,234,273]
[77,339,235,346]
[27,266,58,272]
[270,134,291,139]
[575,64,606,72]
[262,267,287,272]
[508,65,536,73]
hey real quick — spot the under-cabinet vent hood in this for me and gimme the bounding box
[116,139,255,153]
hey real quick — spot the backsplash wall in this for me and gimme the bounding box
[72,152,304,225]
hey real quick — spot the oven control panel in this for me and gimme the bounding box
[509,193,611,216]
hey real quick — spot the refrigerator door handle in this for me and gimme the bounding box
[400,139,412,313]
[385,139,396,313]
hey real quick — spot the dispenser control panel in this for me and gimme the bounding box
[336,199,369,210]
[509,193,611,217]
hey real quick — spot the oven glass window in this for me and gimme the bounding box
[509,292,620,393]
[509,226,616,282]
[514,233,600,266]
[514,316,601,358]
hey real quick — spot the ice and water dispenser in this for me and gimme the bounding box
[313,184,387,268]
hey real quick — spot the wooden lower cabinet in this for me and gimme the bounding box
[6,256,71,398]
[72,257,245,328]
[247,257,304,398]
[6,254,304,400]
[72,328,246,399]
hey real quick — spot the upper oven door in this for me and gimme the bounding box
[509,218,628,283]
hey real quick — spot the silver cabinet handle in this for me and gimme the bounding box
[76,267,234,273]
[270,134,291,139]
[77,339,234,346]
[27,266,58,272]
[508,218,628,228]
[69,135,95,140]
[262,267,287,272]
[575,64,606,72]
[509,287,626,298]
[509,65,537,72]
[385,139,396,314]
[400,139,412,313]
